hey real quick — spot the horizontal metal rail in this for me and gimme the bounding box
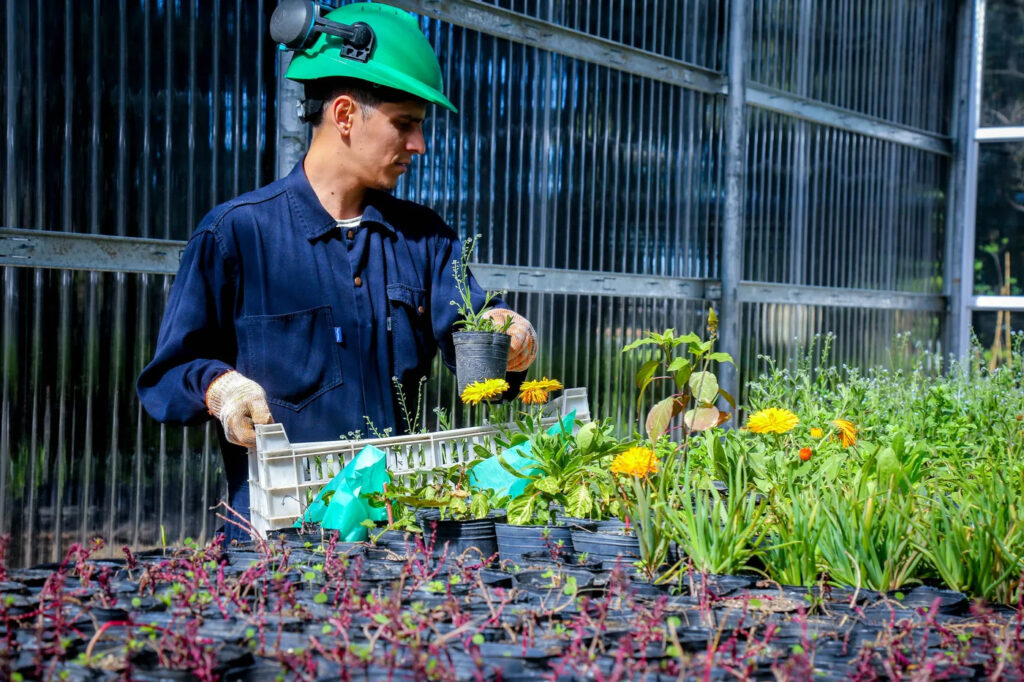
[0,227,949,312]
[974,127,1024,142]
[388,0,952,156]
[0,227,184,275]
[969,296,1024,312]
[739,281,947,312]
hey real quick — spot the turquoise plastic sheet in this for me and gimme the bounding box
[295,444,389,541]
[469,411,576,499]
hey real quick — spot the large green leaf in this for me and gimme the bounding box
[534,476,561,495]
[684,406,720,431]
[506,494,537,525]
[667,357,690,373]
[565,484,593,518]
[635,359,660,389]
[688,371,719,404]
[646,396,681,443]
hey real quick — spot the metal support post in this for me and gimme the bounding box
[946,0,983,358]
[275,51,308,179]
[719,0,749,403]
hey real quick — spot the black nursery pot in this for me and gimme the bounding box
[570,529,640,566]
[419,509,505,564]
[453,331,510,395]
[494,523,574,565]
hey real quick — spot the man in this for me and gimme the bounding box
[137,1,537,541]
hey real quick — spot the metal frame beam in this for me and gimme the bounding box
[386,0,952,156]
[0,228,950,313]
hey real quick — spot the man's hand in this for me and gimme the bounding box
[482,309,538,372]
[205,371,273,448]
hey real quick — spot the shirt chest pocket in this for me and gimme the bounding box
[386,283,431,366]
[238,305,344,411]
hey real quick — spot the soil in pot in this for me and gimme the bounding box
[494,523,573,565]
[453,331,510,395]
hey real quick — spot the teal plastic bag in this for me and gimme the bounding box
[469,410,576,499]
[295,444,389,542]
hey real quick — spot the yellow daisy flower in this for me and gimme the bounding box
[810,427,823,439]
[610,447,659,477]
[460,379,510,405]
[745,408,799,434]
[832,419,858,448]
[519,378,564,404]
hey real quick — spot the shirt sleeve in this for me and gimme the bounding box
[137,227,238,425]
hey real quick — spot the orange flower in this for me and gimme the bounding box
[798,447,812,461]
[519,378,563,404]
[832,419,857,448]
[610,447,659,477]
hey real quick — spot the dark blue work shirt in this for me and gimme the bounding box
[137,161,500,534]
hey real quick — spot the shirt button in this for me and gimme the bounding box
[346,229,355,239]
[417,305,425,315]
[354,276,362,287]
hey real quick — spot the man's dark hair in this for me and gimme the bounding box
[301,77,425,126]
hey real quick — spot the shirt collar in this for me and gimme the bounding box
[286,161,398,240]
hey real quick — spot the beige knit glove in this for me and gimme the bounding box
[482,309,538,372]
[205,371,273,448]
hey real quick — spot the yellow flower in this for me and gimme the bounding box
[460,379,509,405]
[519,378,563,404]
[810,427,823,439]
[610,447,659,477]
[832,419,858,448]
[745,408,799,434]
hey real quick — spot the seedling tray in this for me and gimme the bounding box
[248,387,590,537]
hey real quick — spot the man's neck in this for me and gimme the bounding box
[303,141,365,220]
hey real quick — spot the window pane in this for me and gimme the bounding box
[971,310,1024,368]
[974,142,1024,295]
[981,0,1024,126]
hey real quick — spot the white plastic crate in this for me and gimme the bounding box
[248,388,590,537]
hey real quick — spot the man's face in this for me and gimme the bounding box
[347,100,428,191]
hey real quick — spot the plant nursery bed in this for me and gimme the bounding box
[2,533,1024,681]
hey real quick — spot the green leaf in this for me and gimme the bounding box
[470,494,490,519]
[635,359,660,389]
[313,592,328,604]
[472,633,485,645]
[507,495,537,525]
[534,476,561,495]
[688,371,719,404]
[666,357,690,373]
[718,388,736,409]
[621,337,658,353]
[495,453,532,479]
[684,406,720,431]
[565,484,594,518]
[646,396,677,444]
[708,352,734,364]
[373,613,391,625]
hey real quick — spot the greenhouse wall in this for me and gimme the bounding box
[0,0,961,566]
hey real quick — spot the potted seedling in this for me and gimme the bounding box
[450,235,514,396]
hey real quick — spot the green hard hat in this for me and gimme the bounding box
[285,2,457,113]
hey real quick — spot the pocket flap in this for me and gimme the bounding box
[386,283,426,309]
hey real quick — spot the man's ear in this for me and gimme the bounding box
[329,94,357,136]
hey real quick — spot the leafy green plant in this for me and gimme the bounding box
[815,477,924,592]
[622,321,734,443]
[661,450,768,577]
[760,483,822,586]
[500,420,624,525]
[450,234,513,333]
[913,473,1024,604]
[382,463,499,521]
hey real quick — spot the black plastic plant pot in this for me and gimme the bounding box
[494,523,573,565]
[570,530,640,564]
[419,509,504,564]
[453,331,510,395]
